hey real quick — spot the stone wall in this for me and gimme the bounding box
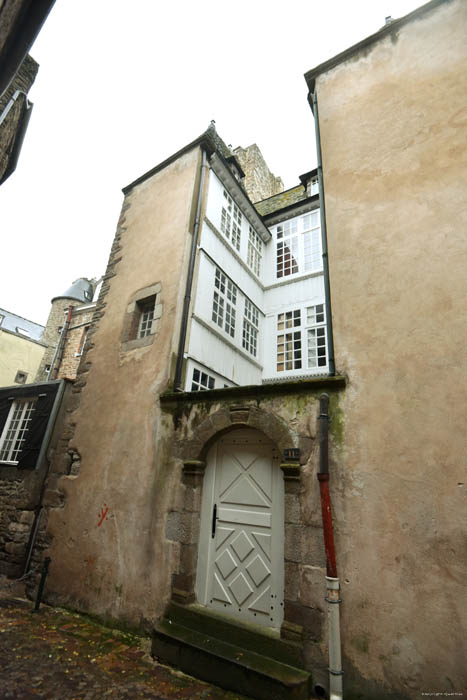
[0,381,72,578]
[160,378,345,684]
[35,299,85,382]
[0,54,38,182]
[55,305,95,380]
[233,144,283,203]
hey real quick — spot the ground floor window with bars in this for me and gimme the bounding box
[0,399,36,464]
[276,304,327,374]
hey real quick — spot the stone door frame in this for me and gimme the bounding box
[170,403,311,642]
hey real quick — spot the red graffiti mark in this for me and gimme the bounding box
[97,504,109,527]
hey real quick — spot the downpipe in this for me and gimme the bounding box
[174,149,208,391]
[318,393,343,700]
[48,305,73,380]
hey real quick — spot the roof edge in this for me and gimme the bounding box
[0,326,47,347]
[122,132,217,195]
[304,0,451,93]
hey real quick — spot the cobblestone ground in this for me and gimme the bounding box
[0,577,251,700]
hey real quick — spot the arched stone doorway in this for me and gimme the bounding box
[196,428,284,629]
[171,403,306,641]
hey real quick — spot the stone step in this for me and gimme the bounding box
[152,617,312,700]
[165,601,304,668]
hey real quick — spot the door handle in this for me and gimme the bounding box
[211,504,217,538]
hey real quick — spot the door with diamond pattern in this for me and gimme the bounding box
[196,429,284,629]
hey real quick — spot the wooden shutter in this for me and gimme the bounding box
[16,384,59,470]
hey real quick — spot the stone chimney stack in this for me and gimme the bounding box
[233,144,283,203]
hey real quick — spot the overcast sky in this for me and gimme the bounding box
[1,0,423,325]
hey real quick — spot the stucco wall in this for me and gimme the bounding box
[315,0,467,695]
[43,147,202,625]
[0,329,45,386]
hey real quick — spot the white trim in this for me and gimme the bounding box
[202,219,265,289]
[192,315,263,370]
[0,398,37,464]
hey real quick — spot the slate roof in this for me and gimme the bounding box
[0,307,44,341]
[254,184,307,217]
[51,278,94,304]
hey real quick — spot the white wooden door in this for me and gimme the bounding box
[196,429,284,629]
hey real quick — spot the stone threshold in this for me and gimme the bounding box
[152,602,312,700]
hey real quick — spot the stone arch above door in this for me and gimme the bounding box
[174,403,309,465]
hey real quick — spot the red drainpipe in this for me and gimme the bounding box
[318,393,337,577]
[318,392,343,699]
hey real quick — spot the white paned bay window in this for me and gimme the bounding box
[247,226,262,277]
[212,268,237,338]
[221,190,242,251]
[275,211,321,279]
[276,304,327,374]
[306,304,327,369]
[277,309,302,372]
[242,299,259,357]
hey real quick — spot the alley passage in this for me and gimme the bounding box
[0,580,250,699]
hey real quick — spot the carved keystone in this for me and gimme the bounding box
[229,405,250,423]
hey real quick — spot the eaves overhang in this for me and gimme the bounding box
[209,152,271,243]
[304,0,451,100]
[0,0,55,98]
[261,194,319,228]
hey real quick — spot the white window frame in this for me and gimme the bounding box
[0,398,37,465]
[16,327,31,337]
[191,367,215,392]
[306,304,327,370]
[275,303,328,375]
[138,299,155,338]
[276,309,302,372]
[242,298,259,357]
[75,326,90,357]
[212,268,237,339]
[247,226,262,277]
[274,211,322,280]
[308,178,319,196]
[221,190,242,252]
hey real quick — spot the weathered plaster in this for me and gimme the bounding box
[43,147,202,626]
[314,0,467,694]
